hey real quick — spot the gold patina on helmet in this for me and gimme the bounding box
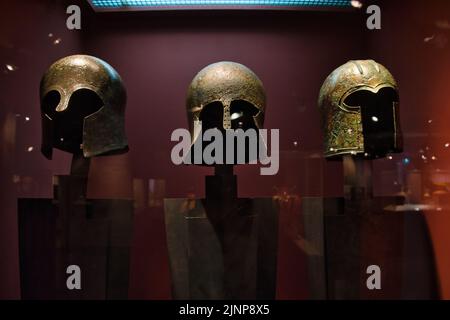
[318,59,402,159]
[40,54,128,159]
[186,61,266,165]
[187,61,266,143]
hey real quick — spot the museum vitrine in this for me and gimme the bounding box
[0,0,449,301]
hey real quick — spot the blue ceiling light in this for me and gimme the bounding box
[88,0,354,11]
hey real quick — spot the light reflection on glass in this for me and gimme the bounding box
[5,64,18,72]
[350,0,362,9]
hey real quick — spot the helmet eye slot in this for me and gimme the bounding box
[199,101,224,131]
[67,89,104,118]
[230,100,259,131]
[344,87,399,157]
[42,90,61,119]
[51,89,103,154]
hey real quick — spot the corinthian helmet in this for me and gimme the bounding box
[318,59,402,159]
[40,54,128,159]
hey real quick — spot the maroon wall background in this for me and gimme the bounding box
[1,0,449,299]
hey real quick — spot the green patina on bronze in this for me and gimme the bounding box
[318,59,402,158]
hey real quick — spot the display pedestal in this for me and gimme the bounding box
[164,166,278,300]
[302,157,438,299]
[18,155,133,300]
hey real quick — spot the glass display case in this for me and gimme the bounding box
[0,0,449,301]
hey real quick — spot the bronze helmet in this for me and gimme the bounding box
[187,61,266,142]
[318,59,402,159]
[40,54,128,159]
[186,61,266,164]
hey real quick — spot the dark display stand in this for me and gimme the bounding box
[164,165,278,300]
[18,155,133,300]
[302,156,439,299]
